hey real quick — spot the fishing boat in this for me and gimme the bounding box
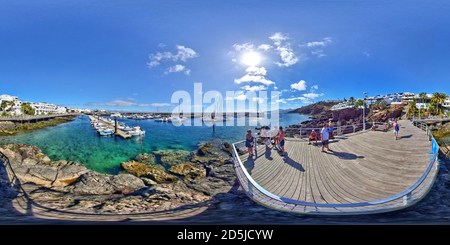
[128,126,145,136]
[121,125,133,131]
[99,130,114,136]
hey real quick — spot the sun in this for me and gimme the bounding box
[242,52,261,66]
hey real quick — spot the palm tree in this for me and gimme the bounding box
[1,101,7,112]
[418,92,427,116]
[410,98,417,117]
[20,102,35,116]
[7,101,15,112]
[426,102,435,116]
[431,92,448,115]
[349,97,355,106]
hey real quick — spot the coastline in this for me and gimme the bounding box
[0,116,76,136]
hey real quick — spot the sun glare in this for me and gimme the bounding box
[242,52,261,66]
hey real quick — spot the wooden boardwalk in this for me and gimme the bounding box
[235,120,436,214]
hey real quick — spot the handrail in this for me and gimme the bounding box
[232,119,440,214]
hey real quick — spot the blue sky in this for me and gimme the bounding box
[1,0,450,112]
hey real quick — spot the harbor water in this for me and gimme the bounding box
[0,113,310,175]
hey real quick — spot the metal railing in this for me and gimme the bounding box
[231,120,440,215]
[411,115,450,121]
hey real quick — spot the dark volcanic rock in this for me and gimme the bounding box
[67,171,145,195]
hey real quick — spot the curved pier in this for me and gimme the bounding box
[232,120,440,215]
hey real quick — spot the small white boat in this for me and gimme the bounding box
[128,126,145,136]
[155,117,168,122]
[121,125,133,131]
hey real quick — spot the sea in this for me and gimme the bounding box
[0,113,311,175]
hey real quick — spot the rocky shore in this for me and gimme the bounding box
[3,138,450,224]
[286,103,405,137]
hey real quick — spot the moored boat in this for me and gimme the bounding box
[128,126,145,136]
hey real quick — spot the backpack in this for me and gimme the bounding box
[395,123,399,131]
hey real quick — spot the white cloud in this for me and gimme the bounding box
[148,45,198,74]
[86,99,149,107]
[240,85,267,91]
[363,51,370,57]
[311,50,326,58]
[275,46,298,67]
[269,32,298,67]
[258,44,272,51]
[151,103,172,107]
[233,43,254,52]
[245,66,267,75]
[302,37,332,58]
[164,64,191,75]
[234,74,275,86]
[286,97,312,104]
[303,93,324,99]
[157,43,166,48]
[275,98,286,104]
[306,37,332,47]
[290,80,307,91]
[175,45,199,61]
[269,32,288,46]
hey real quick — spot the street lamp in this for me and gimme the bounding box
[363,92,368,130]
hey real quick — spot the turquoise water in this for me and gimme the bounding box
[0,113,310,175]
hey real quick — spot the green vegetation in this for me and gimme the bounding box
[431,92,448,116]
[0,117,75,136]
[20,102,35,115]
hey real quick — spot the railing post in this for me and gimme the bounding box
[403,192,411,205]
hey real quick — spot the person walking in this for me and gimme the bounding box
[321,123,332,152]
[278,126,286,156]
[246,129,255,156]
[393,119,399,140]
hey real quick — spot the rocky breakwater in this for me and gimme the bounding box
[0,117,76,136]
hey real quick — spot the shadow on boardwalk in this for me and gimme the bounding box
[282,152,305,172]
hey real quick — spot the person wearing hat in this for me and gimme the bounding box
[246,129,255,156]
[308,129,318,145]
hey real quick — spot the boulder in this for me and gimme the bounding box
[120,160,180,183]
[168,162,206,181]
[67,171,145,195]
[134,153,155,165]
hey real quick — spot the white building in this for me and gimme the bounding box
[0,94,21,114]
[443,96,450,108]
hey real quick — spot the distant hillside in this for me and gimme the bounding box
[288,101,338,115]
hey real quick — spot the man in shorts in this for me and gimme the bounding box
[321,123,332,152]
